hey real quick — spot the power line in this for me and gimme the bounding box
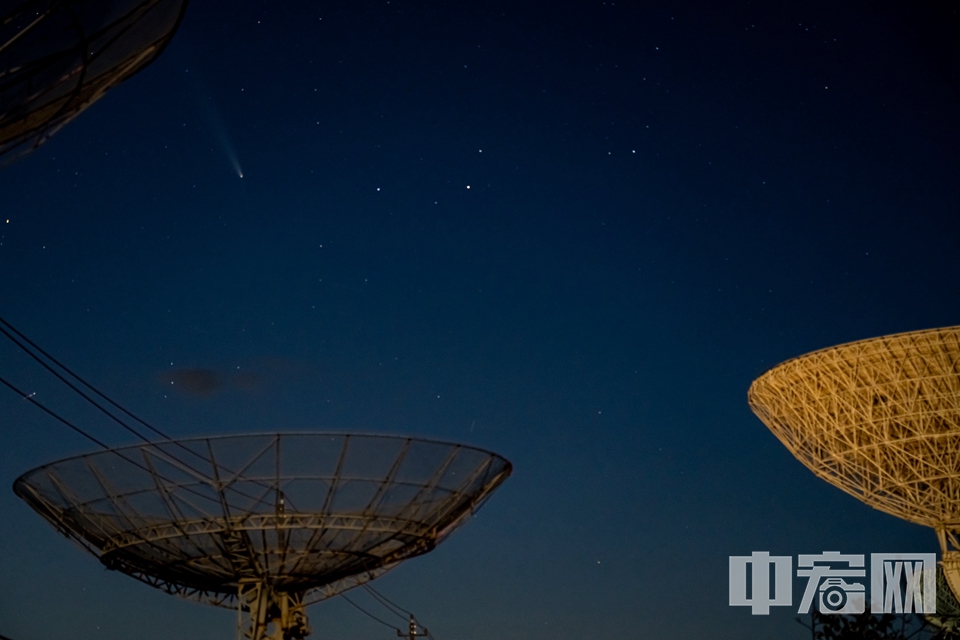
[0,315,162,443]
[0,372,262,512]
[0,374,109,449]
[362,585,439,640]
[0,316,284,512]
[364,584,411,621]
[340,593,401,632]
[0,314,173,440]
[0,314,247,474]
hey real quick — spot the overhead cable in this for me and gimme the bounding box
[340,592,401,632]
[0,374,109,449]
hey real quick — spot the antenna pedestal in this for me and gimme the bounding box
[938,529,960,602]
[238,580,310,640]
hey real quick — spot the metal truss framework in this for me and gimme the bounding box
[749,326,960,594]
[0,0,188,165]
[748,326,960,531]
[14,432,512,639]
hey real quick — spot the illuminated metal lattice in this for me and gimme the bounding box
[749,327,960,599]
[749,326,960,530]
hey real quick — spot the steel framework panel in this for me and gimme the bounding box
[749,326,960,532]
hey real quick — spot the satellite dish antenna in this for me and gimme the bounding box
[0,0,188,165]
[748,326,960,598]
[15,432,512,640]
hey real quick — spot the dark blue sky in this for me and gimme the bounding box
[1,1,958,638]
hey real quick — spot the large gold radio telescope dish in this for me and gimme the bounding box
[748,326,960,593]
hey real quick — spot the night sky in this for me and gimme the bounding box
[1,1,959,638]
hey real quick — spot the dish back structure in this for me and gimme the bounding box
[0,0,188,165]
[14,432,512,640]
[748,326,960,598]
